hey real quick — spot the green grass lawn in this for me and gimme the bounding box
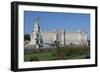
[24,46,90,62]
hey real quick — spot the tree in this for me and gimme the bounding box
[24,34,30,41]
[87,40,90,46]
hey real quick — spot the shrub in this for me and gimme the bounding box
[29,56,39,61]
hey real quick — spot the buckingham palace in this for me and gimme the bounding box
[28,17,88,49]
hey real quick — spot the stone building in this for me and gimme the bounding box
[29,17,88,48]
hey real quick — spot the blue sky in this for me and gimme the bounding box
[24,11,90,39]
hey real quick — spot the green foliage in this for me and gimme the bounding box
[24,46,90,61]
[63,47,90,59]
[24,34,30,41]
[29,56,39,61]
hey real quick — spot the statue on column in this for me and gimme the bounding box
[33,17,43,48]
